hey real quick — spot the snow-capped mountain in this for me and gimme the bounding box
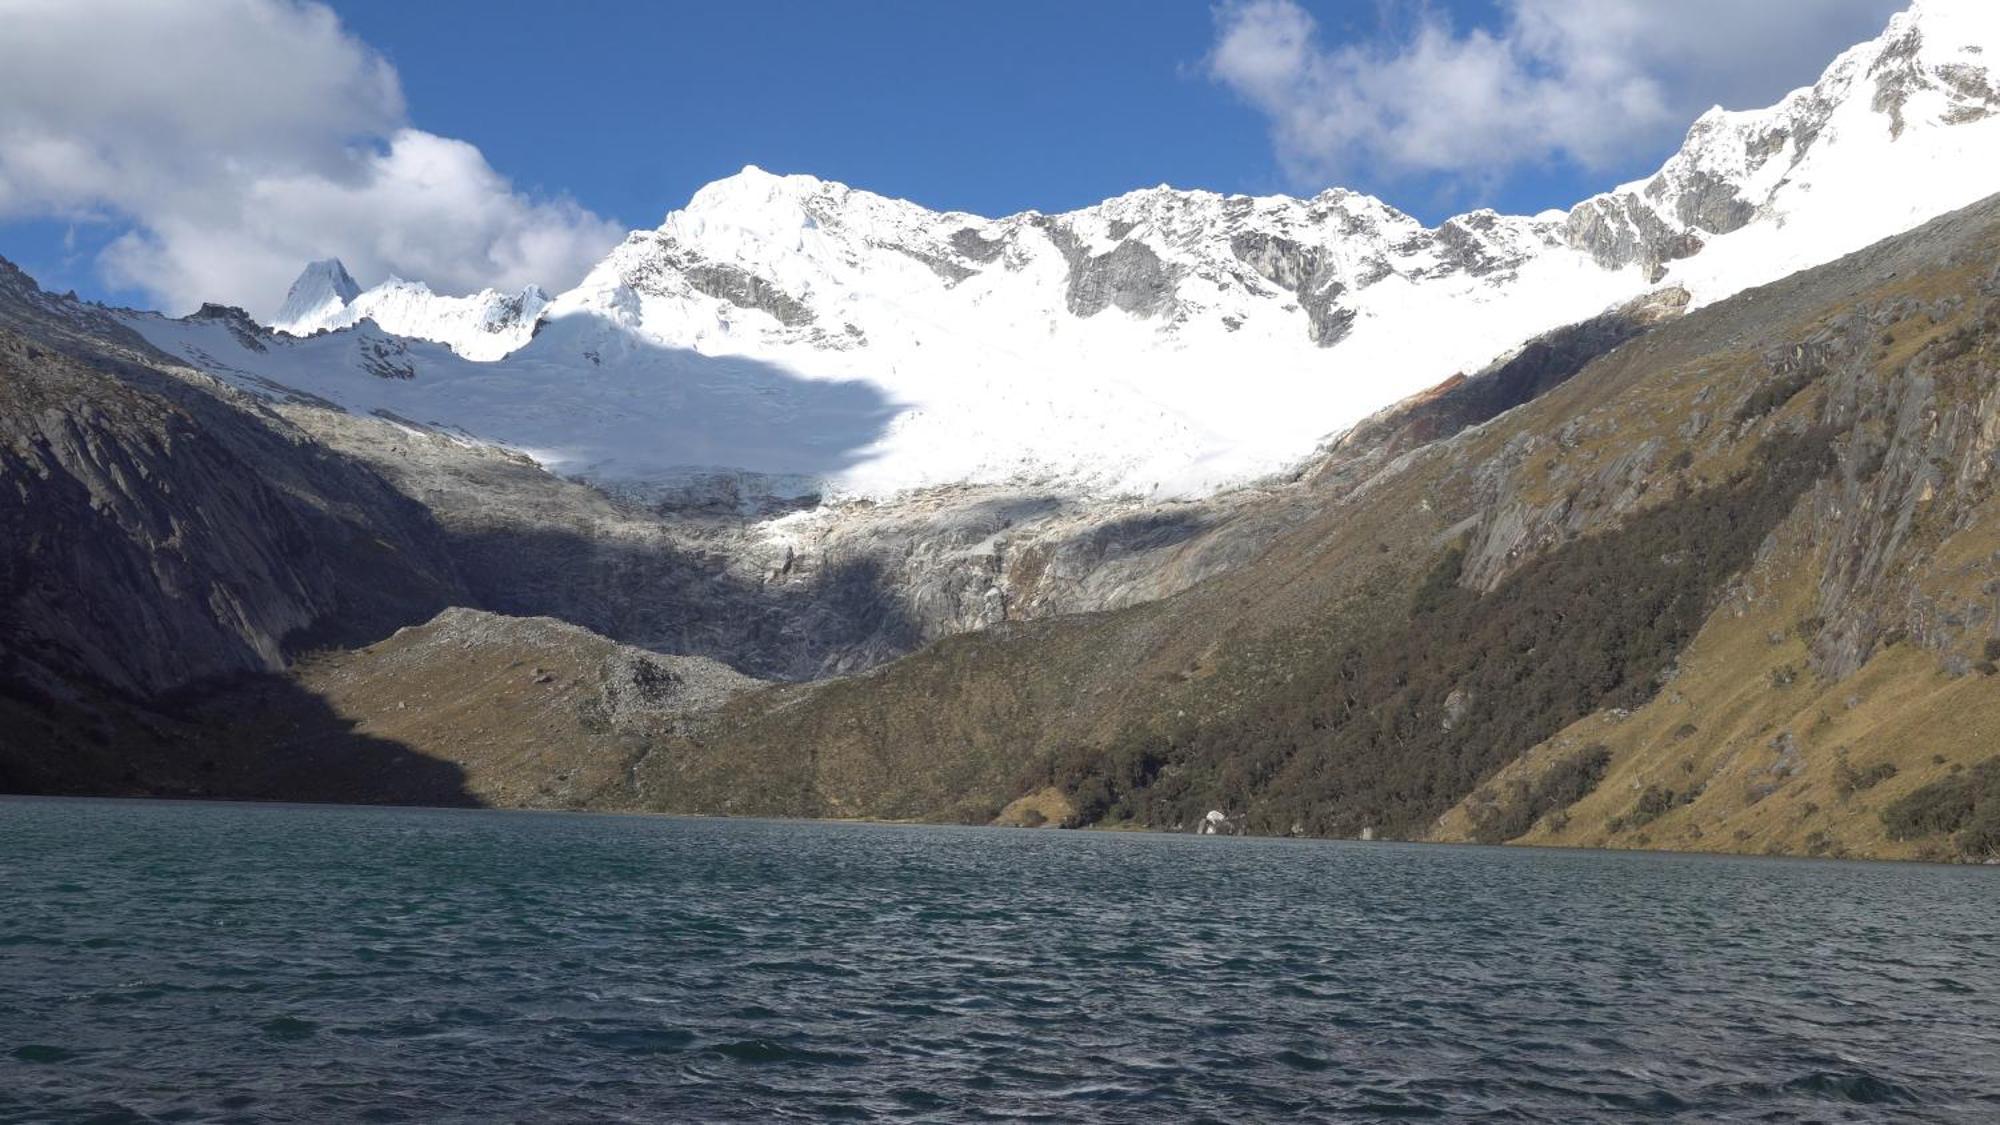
[275,270,549,362]
[272,259,359,332]
[120,0,2000,504]
[1565,0,2000,297]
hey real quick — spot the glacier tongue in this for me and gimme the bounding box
[192,0,2000,505]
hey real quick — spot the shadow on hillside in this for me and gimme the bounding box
[1333,304,1660,462]
[411,317,909,485]
[446,524,927,681]
[1068,508,1217,561]
[0,673,479,807]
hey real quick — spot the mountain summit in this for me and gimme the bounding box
[272,263,550,363]
[272,258,359,333]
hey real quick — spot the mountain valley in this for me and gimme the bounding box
[6,1,2000,863]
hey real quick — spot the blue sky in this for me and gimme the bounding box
[0,0,1904,315]
[331,0,1367,222]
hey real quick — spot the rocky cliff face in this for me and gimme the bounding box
[1433,240,2000,860]
[0,322,462,702]
[0,273,481,799]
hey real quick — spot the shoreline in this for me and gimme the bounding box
[6,790,1990,868]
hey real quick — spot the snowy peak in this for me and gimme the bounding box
[186,1,2000,505]
[271,267,550,362]
[273,258,360,333]
[1870,0,2000,132]
[575,158,1580,371]
[678,165,838,226]
[1563,0,2000,281]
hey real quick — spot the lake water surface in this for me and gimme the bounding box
[2,797,1997,1122]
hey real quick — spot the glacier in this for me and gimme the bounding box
[115,0,2000,506]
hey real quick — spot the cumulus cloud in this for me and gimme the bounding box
[1208,0,1905,192]
[0,0,622,317]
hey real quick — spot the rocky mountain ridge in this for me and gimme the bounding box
[109,0,2000,507]
[7,3,2000,863]
[621,191,2000,862]
[90,0,2000,506]
[11,185,2000,862]
[277,266,548,363]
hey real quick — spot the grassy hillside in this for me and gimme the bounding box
[1435,263,2000,860]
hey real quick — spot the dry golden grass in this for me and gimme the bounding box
[994,787,1079,829]
[1434,489,2000,860]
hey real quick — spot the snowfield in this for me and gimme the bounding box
[117,0,2000,505]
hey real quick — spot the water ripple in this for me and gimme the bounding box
[2,797,1998,1122]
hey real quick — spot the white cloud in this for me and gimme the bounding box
[0,0,622,317]
[1208,0,1906,192]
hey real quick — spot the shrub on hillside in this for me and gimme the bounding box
[1882,757,2000,858]
[1468,744,1614,844]
[1834,757,1898,798]
[1625,783,1698,829]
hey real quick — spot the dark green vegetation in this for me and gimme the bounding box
[1612,784,1699,835]
[1882,758,2000,858]
[1046,430,1836,839]
[1834,756,1899,798]
[1466,745,1613,844]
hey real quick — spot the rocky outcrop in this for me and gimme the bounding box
[949,227,1005,263]
[1037,220,1178,319]
[0,332,462,701]
[613,232,818,329]
[1228,232,1354,346]
[680,261,817,328]
[889,244,978,286]
[1797,281,2000,679]
[1564,195,1705,280]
